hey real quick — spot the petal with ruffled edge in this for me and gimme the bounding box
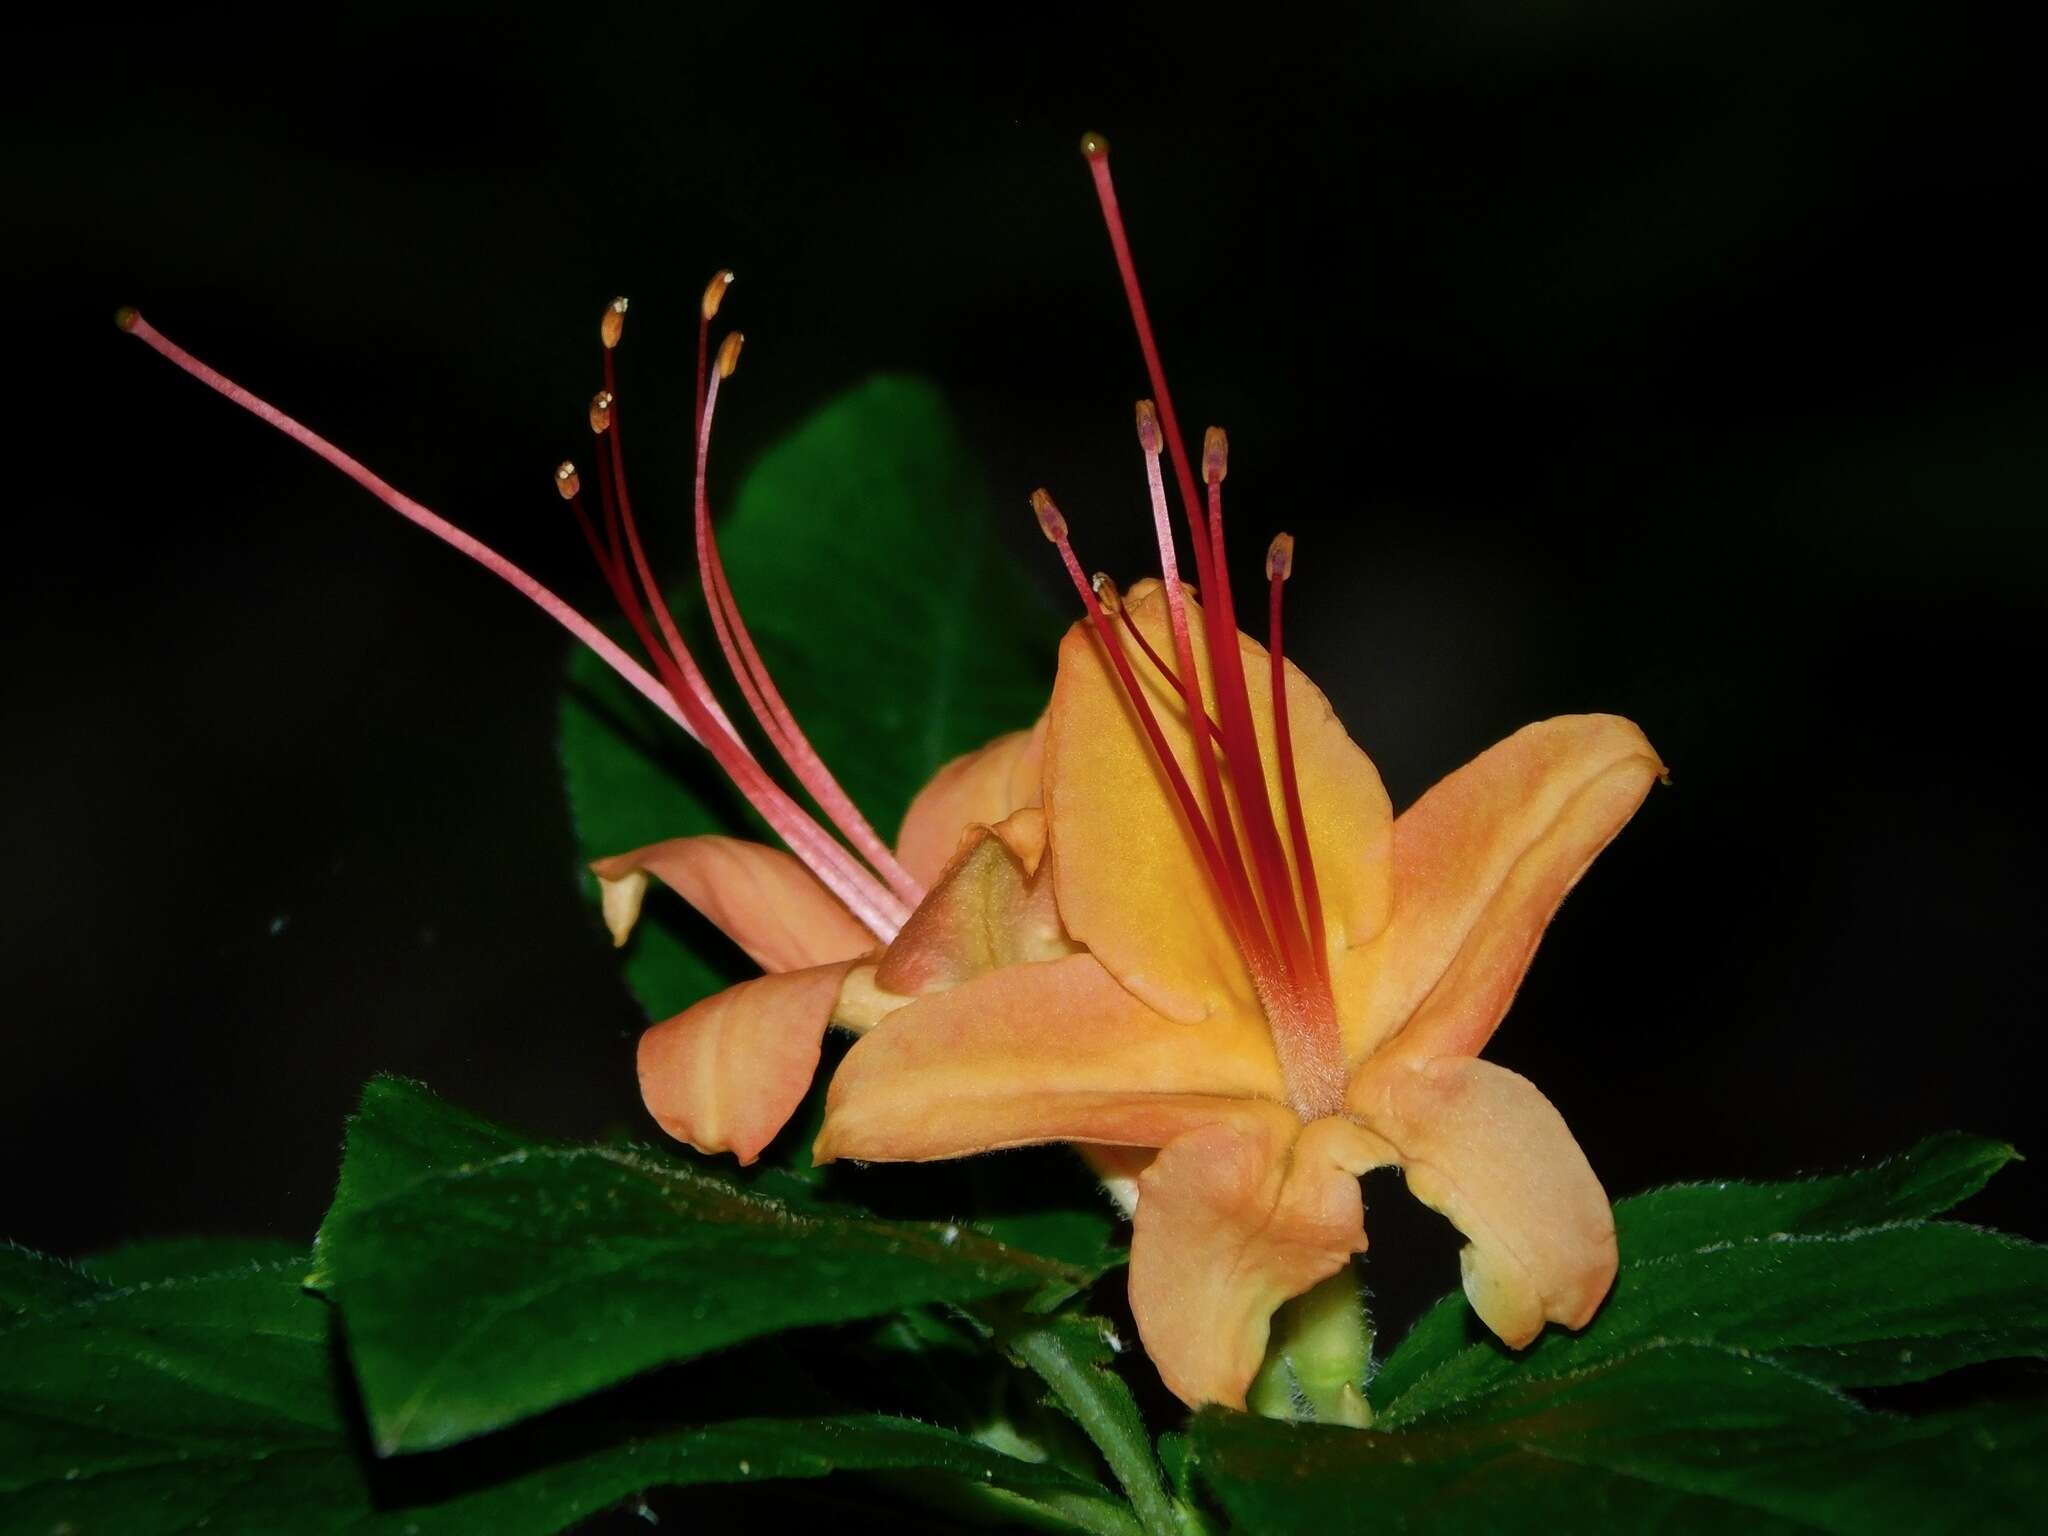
[875,814,1075,996]
[814,952,1286,1164]
[1045,582,1392,1024]
[591,835,874,975]
[894,718,1047,890]
[1350,1055,1615,1347]
[1129,1112,1391,1409]
[638,959,861,1164]
[1335,715,1664,1065]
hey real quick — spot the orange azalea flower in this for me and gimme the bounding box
[805,136,1664,1410]
[118,133,1663,1417]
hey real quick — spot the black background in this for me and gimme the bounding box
[6,2,2042,1334]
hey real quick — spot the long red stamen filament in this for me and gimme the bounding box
[693,338,925,906]
[120,309,907,942]
[598,347,738,738]
[1085,141,1313,989]
[1199,440,1315,989]
[1034,492,1284,987]
[1079,138,1348,1116]
[595,323,913,930]
[1267,534,1330,995]
[1136,401,1264,953]
[1082,136,1215,599]
[1097,577,1222,741]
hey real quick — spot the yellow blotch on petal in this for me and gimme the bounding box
[1045,581,1393,1023]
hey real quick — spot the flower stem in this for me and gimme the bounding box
[1006,1318,1192,1536]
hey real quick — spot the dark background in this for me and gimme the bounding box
[6,2,2041,1335]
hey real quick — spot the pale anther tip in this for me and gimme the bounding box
[1134,399,1162,454]
[701,269,735,321]
[715,331,745,379]
[554,461,581,500]
[113,305,141,334]
[1030,488,1067,543]
[1266,532,1295,582]
[588,390,614,434]
[600,295,629,349]
[1079,130,1110,161]
[1091,572,1123,613]
[1202,426,1229,484]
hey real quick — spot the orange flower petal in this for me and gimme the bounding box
[1128,1112,1390,1409]
[874,819,1075,996]
[638,959,860,1164]
[1336,714,1664,1065]
[591,835,875,975]
[894,718,1047,890]
[1350,1055,1616,1347]
[1045,582,1392,1023]
[814,952,1286,1164]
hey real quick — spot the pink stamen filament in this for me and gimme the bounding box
[121,310,908,943]
[693,341,925,907]
[589,335,914,929]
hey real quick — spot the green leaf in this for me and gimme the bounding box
[559,373,1060,1023]
[0,1256,1123,1535]
[1374,1134,2042,1417]
[79,1235,306,1287]
[1193,1346,2048,1534]
[0,1242,98,1315]
[313,1076,1088,1453]
[1613,1133,2020,1261]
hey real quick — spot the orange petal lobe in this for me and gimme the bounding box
[1350,1055,1616,1347]
[591,835,874,974]
[895,719,1047,890]
[874,817,1074,996]
[814,952,1285,1164]
[1129,1112,1390,1409]
[1337,714,1663,1065]
[1046,583,1392,1023]
[638,959,859,1164]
